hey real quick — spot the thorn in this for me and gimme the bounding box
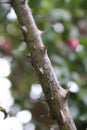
[22,26,28,34]
[59,110,66,125]
[24,53,31,62]
[41,46,47,55]
[51,124,59,130]
[64,88,70,101]
[25,53,31,58]
[18,24,28,34]
[33,46,36,50]
[38,67,44,75]
[38,29,43,36]
[44,46,47,53]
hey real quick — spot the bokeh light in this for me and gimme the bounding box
[67,81,79,93]
[16,110,32,124]
[0,58,11,77]
[30,84,43,100]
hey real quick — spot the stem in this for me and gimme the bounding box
[10,0,77,130]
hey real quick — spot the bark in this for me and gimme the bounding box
[10,0,77,130]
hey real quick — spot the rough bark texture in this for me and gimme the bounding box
[10,0,77,130]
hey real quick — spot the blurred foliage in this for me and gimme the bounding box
[0,0,87,130]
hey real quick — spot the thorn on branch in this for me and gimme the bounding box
[24,53,31,62]
[41,46,47,55]
[38,29,43,36]
[25,53,31,58]
[38,67,44,75]
[33,46,37,50]
[51,124,60,130]
[43,46,47,54]
[18,24,28,34]
[65,87,70,98]
[59,110,66,125]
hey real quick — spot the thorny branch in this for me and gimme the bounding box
[1,0,77,130]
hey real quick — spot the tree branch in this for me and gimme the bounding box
[10,0,77,130]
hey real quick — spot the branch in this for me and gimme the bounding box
[10,0,77,130]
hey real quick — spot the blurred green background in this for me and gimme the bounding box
[0,0,87,130]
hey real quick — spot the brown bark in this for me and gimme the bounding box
[10,0,77,129]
